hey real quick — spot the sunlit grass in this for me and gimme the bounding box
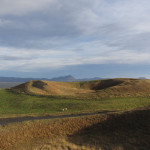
[0,89,150,116]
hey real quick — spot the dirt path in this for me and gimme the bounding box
[0,111,117,126]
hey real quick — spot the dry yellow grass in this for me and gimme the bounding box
[16,137,101,150]
[11,80,94,96]
[0,106,150,150]
[0,115,105,150]
[11,78,150,98]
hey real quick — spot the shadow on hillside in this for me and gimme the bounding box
[68,109,150,150]
[90,79,123,90]
[32,80,47,90]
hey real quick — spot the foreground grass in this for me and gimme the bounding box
[0,108,150,150]
[0,115,104,150]
[0,89,150,116]
[18,138,98,150]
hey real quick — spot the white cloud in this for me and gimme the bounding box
[1,45,150,72]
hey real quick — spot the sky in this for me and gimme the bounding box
[0,0,150,78]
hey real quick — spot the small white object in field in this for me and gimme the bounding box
[62,108,68,111]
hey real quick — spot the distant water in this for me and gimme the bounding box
[0,82,23,89]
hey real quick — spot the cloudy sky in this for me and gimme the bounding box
[0,0,150,78]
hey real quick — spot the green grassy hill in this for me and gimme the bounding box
[11,78,150,98]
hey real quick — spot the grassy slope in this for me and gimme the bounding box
[70,107,150,150]
[1,107,150,150]
[0,89,150,116]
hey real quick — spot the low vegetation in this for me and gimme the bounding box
[0,114,104,150]
[0,89,150,116]
[0,106,149,150]
[69,106,150,150]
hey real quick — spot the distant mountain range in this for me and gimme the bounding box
[0,75,104,82]
[0,75,147,83]
[51,75,105,82]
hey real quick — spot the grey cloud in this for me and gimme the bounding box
[0,0,54,16]
[0,55,37,61]
[120,33,150,52]
[0,0,137,49]
[0,7,81,49]
[0,0,150,72]
[106,32,150,52]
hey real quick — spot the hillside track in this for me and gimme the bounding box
[0,110,117,125]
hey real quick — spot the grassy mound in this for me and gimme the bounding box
[11,78,150,98]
